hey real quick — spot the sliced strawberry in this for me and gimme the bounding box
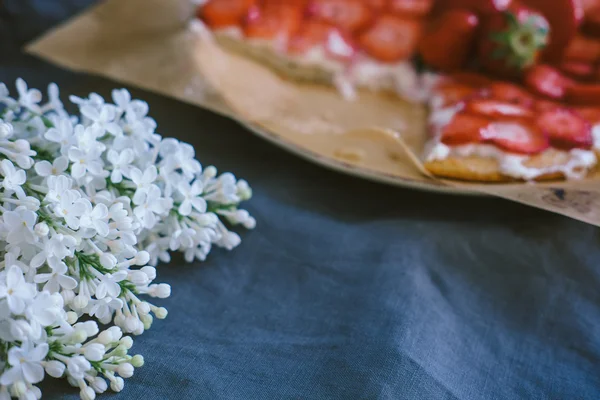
[536,109,593,149]
[524,65,573,100]
[388,0,435,17]
[435,0,512,15]
[575,107,600,125]
[522,0,581,62]
[288,22,356,60]
[419,10,479,71]
[488,82,535,108]
[288,21,333,53]
[534,99,561,112]
[559,60,595,81]
[244,4,302,41]
[440,113,490,145]
[484,120,550,154]
[306,0,372,32]
[563,34,600,64]
[566,83,600,106]
[464,99,535,119]
[200,0,256,28]
[358,15,422,62]
[365,0,388,11]
[435,83,478,107]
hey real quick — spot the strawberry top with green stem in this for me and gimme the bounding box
[480,5,550,77]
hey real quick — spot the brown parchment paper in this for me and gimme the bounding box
[25,0,600,226]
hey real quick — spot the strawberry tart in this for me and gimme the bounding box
[195,0,432,100]
[420,0,600,181]
[196,0,600,182]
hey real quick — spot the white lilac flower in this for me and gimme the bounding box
[34,156,68,177]
[33,257,77,293]
[0,79,254,400]
[0,341,48,385]
[177,180,207,216]
[0,160,26,198]
[2,207,37,246]
[0,266,36,314]
[106,149,134,183]
[15,78,42,114]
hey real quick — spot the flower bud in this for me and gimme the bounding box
[0,122,14,138]
[134,251,150,265]
[91,377,108,394]
[66,311,78,325]
[120,336,134,349]
[113,344,127,357]
[131,355,144,368]
[128,270,149,286]
[140,266,156,280]
[80,321,99,337]
[45,360,66,378]
[117,363,134,378]
[34,222,49,237]
[124,316,140,333]
[133,323,144,336]
[97,330,113,345]
[99,253,117,269]
[11,381,27,397]
[84,343,106,362]
[107,326,123,341]
[140,313,153,330]
[72,294,89,310]
[152,283,171,299]
[72,329,88,344]
[152,307,166,319]
[136,301,150,315]
[80,386,96,400]
[204,166,217,179]
[243,216,256,230]
[110,377,124,392]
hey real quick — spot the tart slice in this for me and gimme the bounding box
[423,75,599,181]
[195,0,430,101]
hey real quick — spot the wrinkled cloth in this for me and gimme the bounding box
[3,1,600,399]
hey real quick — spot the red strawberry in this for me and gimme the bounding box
[244,4,302,41]
[464,99,535,119]
[440,113,490,145]
[200,0,256,28]
[478,3,550,78]
[388,0,435,17]
[563,34,600,64]
[534,99,561,112]
[358,15,422,62]
[288,22,356,60]
[435,83,478,107]
[419,10,480,71]
[365,0,387,11]
[521,0,582,62]
[488,82,535,108]
[524,65,573,100]
[306,0,372,32]
[483,120,549,154]
[575,107,600,125]
[566,83,600,106]
[536,109,593,149]
[559,61,595,81]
